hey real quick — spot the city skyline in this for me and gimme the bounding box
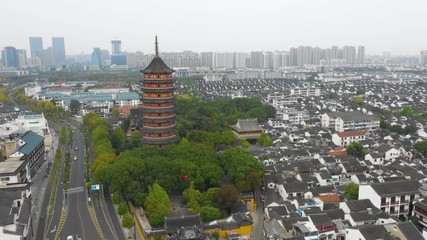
[1,0,426,56]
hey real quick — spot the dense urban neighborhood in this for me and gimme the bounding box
[2,39,427,240]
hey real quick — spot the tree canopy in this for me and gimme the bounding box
[69,99,81,115]
[144,183,171,227]
[415,141,427,158]
[346,142,368,157]
[219,148,265,192]
[176,96,275,145]
[344,182,359,200]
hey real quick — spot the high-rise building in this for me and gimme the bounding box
[41,47,54,66]
[111,40,121,55]
[289,48,298,66]
[29,37,43,58]
[234,52,249,69]
[214,52,234,69]
[110,39,126,65]
[100,50,110,65]
[16,49,27,67]
[201,52,214,69]
[141,36,178,147]
[357,46,365,64]
[91,47,101,65]
[250,51,264,68]
[52,37,66,65]
[420,51,427,66]
[343,46,356,65]
[2,47,18,67]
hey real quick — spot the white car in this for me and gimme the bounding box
[67,236,73,240]
[73,156,77,161]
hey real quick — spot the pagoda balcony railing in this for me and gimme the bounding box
[142,128,176,134]
[142,117,175,123]
[142,98,175,104]
[142,135,178,144]
[144,114,176,119]
[141,86,176,91]
[142,106,175,113]
[143,124,176,130]
[143,96,176,101]
[381,202,389,206]
[142,78,174,84]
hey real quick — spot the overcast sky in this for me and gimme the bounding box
[1,0,426,56]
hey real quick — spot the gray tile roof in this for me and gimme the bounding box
[396,221,424,240]
[230,118,262,133]
[370,180,421,197]
[142,56,174,74]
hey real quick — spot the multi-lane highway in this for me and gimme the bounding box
[41,120,124,240]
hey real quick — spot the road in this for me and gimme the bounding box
[59,119,124,240]
[58,126,99,240]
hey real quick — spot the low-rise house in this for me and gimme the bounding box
[315,170,333,186]
[358,180,421,217]
[9,131,45,178]
[376,144,401,161]
[332,131,366,146]
[115,92,141,107]
[0,189,32,240]
[346,223,423,240]
[278,181,308,201]
[321,111,380,132]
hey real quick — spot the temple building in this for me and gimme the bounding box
[140,37,178,146]
[230,118,263,140]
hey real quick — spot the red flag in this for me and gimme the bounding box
[181,175,188,181]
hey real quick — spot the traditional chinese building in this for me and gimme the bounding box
[230,118,263,140]
[141,37,178,147]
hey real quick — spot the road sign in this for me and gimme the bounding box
[91,184,100,190]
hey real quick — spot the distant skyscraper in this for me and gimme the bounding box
[91,47,101,65]
[52,37,66,65]
[2,47,19,67]
[357,46,365,64]
[16,49,27,67]
[289,48,298,66]
[250,51,264,68]
[41,47,54,66]
[111,40,121,54]
[29,37,43,58]
[343,46,356,65]
[420,50,427,66]
[201,52,214,69]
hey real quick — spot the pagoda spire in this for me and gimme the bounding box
[155,35,159,56]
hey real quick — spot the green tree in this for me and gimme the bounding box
[122,213,134,238]
[199,206,222,222]
[213,184,240,215]
[219,148,265,191]
[144,183,171,227]
[346,142,368,157]
[241,139,251,148]
[112,191,121,205]
[111,127,126,149]
[111,108,121,118]
[69,99,81,115]
[118,203,128,216]
[258,132,273,147]
[344,182,359,200]
[351,96,364,106]
[415,141,427,157]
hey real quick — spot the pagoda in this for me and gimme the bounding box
[140,36,178,146]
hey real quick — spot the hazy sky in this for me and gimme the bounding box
[1,0,426,56]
